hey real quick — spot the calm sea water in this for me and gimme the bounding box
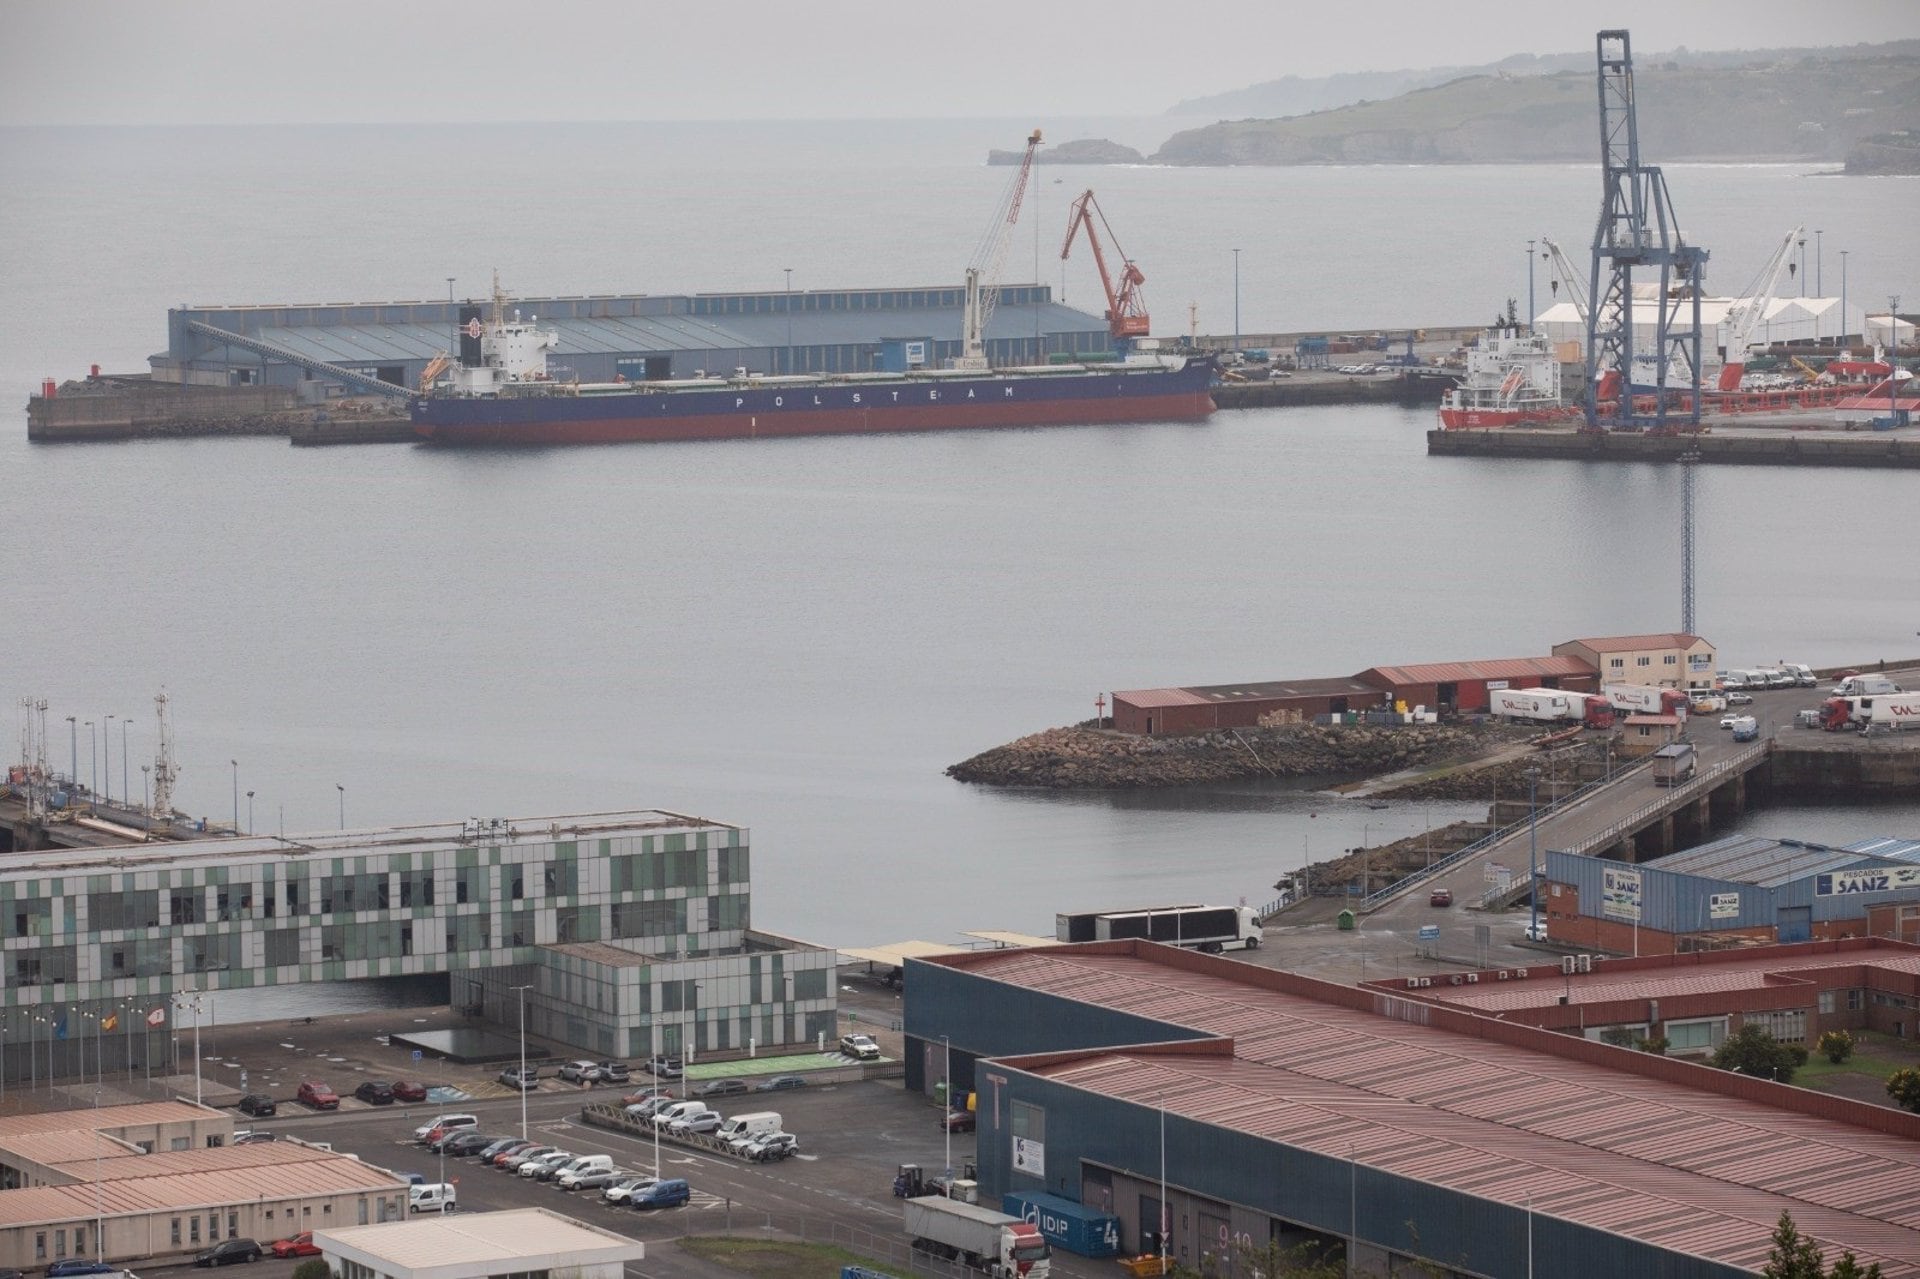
[4,121,1917,964]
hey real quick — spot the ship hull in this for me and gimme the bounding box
[1437,403,1567,429]
[413,364,1215,446]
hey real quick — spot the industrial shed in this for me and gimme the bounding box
[154,286,1116,393]
[1356,654,1597,715]
[903,941,1920,1278]
[1110,677,1385,735]
[1541,834,1920,956]
[1369,936,1920,1059]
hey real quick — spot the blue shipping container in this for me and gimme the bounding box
[1002,1191,1121,1258]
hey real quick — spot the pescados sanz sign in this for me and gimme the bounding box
[1815,866,1920,896]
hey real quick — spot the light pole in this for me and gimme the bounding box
[1890,296,1902,417]
[120,717,129,802]
[247,791,254,835]
[66,715,76,788]
[1840,250,1850,349]
[1526,767,1542,938]
[336,783,345,830]
[231,760,239,833]
[1814,229,1823,297]
[1231,248,1241,354]
[1159,1094,1169,1273]
[87,720,95,804]
[104,715,114,802]
[1797,235,1807,297]
[141,765,151,836]
[783,268,793,372]
[1527,238,1536,332]
[512,983,532,1140]
[942,1035,952,1180]
[175,989,204,1104]
[446,277,455,305]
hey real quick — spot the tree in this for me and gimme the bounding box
[1764,1210,1824,1279]
[1888,1067,1920,1113]
[1817,1030,1854,1064]
[1713,1023,1803,1084]
[1636,1034,1669,1056]
[1828,1251,1885,1279]
[292,1261,333,1279]
[1599,1026,1638,1049]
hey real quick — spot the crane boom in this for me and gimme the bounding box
[954,129,1042,370]
[1060,189,1149,342]
[1540,237,1591,324]
[1716,224,1803,391]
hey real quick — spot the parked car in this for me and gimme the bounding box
[756,1075,807,1092]
[194,1239,263,1267]
[624,1097,675,1120]
[1726,691,1754,705]
[498,1065,539,1090]
[354,1081,395,1105]
[269,1232,320,1259]
[942,1110,976,1133]
[1720,713,1739,730]
[231,1130,276,1145]
[1523,920,1551,942]
[499,1145,554,1172]
[441,1131,495,1156]
[670,1112,724,1136]
[556,1060,601,1084]
[631,1178,691,1209]
[236,1094,276,1117]
[596,1061,632,1083]
[296,1080,339,1110]
[414,1113,477,1142]
[476,1137,525,1164]
[524,1151,575,1180]
[390,1080,429,1103]
[483,1139,538,1167]
[839,1033,880,1060]
[624,1086,675,1105]
[602,1175,658,1205]
[742,1132,799,1162]
[693,1078,749,1098]
[646,1055,684,1078]
[1428,888,1453,908]
[560,1165,620,1192]
[47,1264,119,1277]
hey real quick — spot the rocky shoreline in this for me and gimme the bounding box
[945,723,1508,790]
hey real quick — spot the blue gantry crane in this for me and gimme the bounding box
[1584,30,1710,432]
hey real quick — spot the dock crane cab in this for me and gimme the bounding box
[1060,190,1149,344]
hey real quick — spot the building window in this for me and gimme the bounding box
[55,1230,66,1258]
[1610,658,1624,669]
[36,1233,47,1260]
[228,1211,238,1237]
[1818,991,1836,1014]
[1665,1017,1727,1052]
[190,1218,201,1244]
[1664,655,1677,664]
[1849,989,1863,1011]
[1637,656,1651,667]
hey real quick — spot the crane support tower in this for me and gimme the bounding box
[152,691,180,821]
[1060,190,1149,344]
[953,129,1043,371]
[1584,30,1709,433]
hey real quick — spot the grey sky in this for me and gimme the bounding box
[3,0,1916,125]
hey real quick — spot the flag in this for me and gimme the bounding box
[54,1018,68,1040]
[147,1007,166,1027]
[102,1013,119,1032]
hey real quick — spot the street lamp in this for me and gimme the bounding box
[175,989,204,1104]
[446,277,455,305]
[783,267,793,371]
[512,983,533,1140]
[104,715,114,802]
[231,760,239,833]
[1797,236,1807,297]
[1231,248,1241,354]
[87,720,95,805]
[1814,229,1823,297]
[1890,295,1902,418]
[141,765,151,836]
[336,783,345,830]
[247,791,254,835]
[66,715,77,789]
[1526,767,1542,938]
[120,717,129,802]
[1840,250,1850,349]
[942,1034,952,1181]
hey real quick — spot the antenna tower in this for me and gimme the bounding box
[1679,450,1698,634]
[152,691,180,820]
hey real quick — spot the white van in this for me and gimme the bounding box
[408,1182,457,1213]
[718,1111,783,1148]
[554,1155,614,1188]
[413,1113,477,1142]
[1718,671,1748,690]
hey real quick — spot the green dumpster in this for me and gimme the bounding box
[935,1081,949,1105]
[1337,909,1356,931]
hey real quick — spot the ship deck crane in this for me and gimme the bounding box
[1060,189,1149,343]
[1716,224,1802,391]
[1584,29,1709,432]
[953,129,1042,371]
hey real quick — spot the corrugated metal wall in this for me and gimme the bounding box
[1547,850,1920,932]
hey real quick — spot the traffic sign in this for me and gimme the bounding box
[1417,925,1441,942]
[412,1049,423,1062]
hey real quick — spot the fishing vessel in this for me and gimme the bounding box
[1436,328,1570,429]
[411,294,1214,447]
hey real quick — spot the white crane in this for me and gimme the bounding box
[1540,238,1590,324]
[952,129,1042,370]
[1715,224,1802,391]
[152,691,180,821]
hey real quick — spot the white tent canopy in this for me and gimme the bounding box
[1533,295,1879,352]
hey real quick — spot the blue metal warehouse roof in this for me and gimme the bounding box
[1647,833,1914,887]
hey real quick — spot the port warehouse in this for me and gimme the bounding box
[1111,631,1716,734]
[155,285,1119,391]
[1368,935,1920,1062]
[314,1209,646,1279]
[901,941,1920,1277]
[0,1101,410,1269]
[1539,833,1920,956]
[0,810,842,1082]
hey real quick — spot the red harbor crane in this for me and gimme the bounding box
[1060,190,1149,342]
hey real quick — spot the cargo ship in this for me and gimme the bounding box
[1436,328,1575,429]
[411,296,1214,447]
